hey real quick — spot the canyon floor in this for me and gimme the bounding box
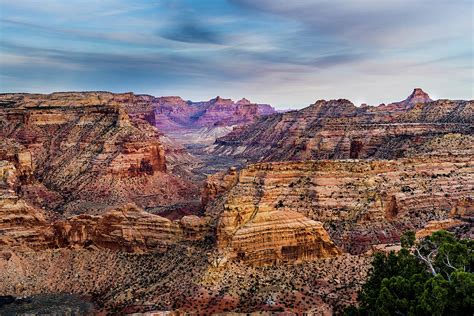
[0,89,472,314]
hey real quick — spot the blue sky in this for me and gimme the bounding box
[0,0,472,108]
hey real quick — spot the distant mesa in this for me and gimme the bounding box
[154,95,277,138]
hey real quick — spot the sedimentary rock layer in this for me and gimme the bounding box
[208,156,473,255]
[211,95,473,162]
[0,161,206,252]
[217,209,341,266]
[154,95,275,132]
[0,95,197,215]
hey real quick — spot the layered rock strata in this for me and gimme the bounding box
[154,95,275,133]
[0,161,206,252]
[0,95,197,215]
[211,93,473,162]
[0,161,53,250]
[207,155,473,255]
[217,209,341,266]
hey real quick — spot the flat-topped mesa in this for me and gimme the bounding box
[207,155,473,255]
[301,99,359,118]
[155,96,189,107]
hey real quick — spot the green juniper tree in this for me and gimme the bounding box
[345,230,473,316]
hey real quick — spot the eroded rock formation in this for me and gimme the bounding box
[0,161,53,250]
[206,155,473,254]
[154,95,275,133]
[383,88,433,110]
[217,209,341,266]
[211,91,473,162]
[0,94,198,215]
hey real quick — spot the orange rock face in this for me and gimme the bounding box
[415,219,465,239]
[0,94,198,215]
[450,197,474,218]
[217,208,341,266]
[201,167,239,207]
[207,155,473,255]
[52,204,184,252]
[0,161,53,250]
[0,161,201,252]
[212,97,473,162]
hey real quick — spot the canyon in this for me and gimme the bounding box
[0,89,472,314]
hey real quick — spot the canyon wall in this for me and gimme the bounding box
[154,96,275,133]
[211,96,473,162]
[207,155,473,256]
[0,160,208,252]
[0,94,198,216]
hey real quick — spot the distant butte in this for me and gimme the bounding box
[391,87,433,108]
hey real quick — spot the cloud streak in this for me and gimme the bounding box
[0,0,472,107]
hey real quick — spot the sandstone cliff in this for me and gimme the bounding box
[206,155,473,254]
[217,208,341,266]
[0,160,205,252]
[0,94,198,215]
[154,95,275,133]
[0,161,53,250]
[211,92,473,162]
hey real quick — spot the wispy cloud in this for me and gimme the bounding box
[0,0,472,107]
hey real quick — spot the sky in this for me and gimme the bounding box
[0,0,473,109]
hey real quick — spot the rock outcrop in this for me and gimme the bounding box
[0,94,198,215]
[201,167,239,208]
[0,161,53,250]
[206,155,473,254]
[386,88,433,110]
[0,161,204,252]
[211,92,473,162]
[415,219,465,239]
[217,208,341,266]
[52,204,183,252]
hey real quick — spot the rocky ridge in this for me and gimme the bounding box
[211,90,473,162]
[154,95,275,133]
[0,94,199,216]
[205,155,473,255]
